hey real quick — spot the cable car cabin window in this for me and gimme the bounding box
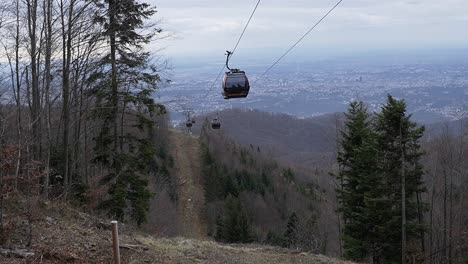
[226,75,248,89]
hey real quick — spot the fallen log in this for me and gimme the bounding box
[119,244,149,251]
[0,248,35,258]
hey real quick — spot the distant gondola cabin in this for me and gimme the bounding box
[211,119,221,129]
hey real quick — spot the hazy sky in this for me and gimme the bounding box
[152,0,468,61]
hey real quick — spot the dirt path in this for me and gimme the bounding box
[169,130,207,239]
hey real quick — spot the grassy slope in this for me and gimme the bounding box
[169,130,207,239]
[0,203,354,264]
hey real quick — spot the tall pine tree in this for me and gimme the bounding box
[284,212,298,248]
[89,0,162,224]
[218,195,254,243]
[337,98,426,263]
[374,95,426,263]
[337,101,380,262]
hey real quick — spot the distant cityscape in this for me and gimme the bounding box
[158,58,468,125]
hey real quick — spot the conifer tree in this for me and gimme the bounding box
[374,95,426,263]
[284,212,298,248]
[337,98,426,263]
[222,195,254,243]
[89,0,162,224]
[337,101,379,261]
[215,215,225,241]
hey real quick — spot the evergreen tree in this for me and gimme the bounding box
[224,174,239,198]
[222,195,254,243]
[89,0,162,224]
[215,215,225,241]
[265,230,285,247]
[337,101,379,261]
[337,98,426,263]
[237,207,254,243]
[284,212,298,248]
[374,95,426,263]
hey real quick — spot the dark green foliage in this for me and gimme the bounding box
[167,155,175,168]
[102,150,155,225]
[265,230,285,247]
[215,215,225,241]
[88,0,162,225]
[216,196,254,243]
[157,147,167,160]
[373,95,426,263]
[201,144,273,202]
[283,168,295,183]
[49,145,67,186]
[337,97,427,263]
[71,182,90,206]
[200,130,320,248]
[284,212,298,248]
[337,101,378,261]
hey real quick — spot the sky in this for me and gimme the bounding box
[151,0,468,64]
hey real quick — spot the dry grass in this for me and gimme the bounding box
[0,202,354,264]
[169,130,207,239]
[136,236,355,264]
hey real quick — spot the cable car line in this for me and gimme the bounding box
[253,0,344,85]
[202,0,261,99]
[231,0,261,55]
[168,0,344,130]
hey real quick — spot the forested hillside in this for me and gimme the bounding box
[0,0,172,226]
[199,122,326,253]
[189,109,342,168]
[0,0,180,259]
[185,103,468,263]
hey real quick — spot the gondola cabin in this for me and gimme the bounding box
[186,121,193,128]
[222,69,250,99]
[211,119,221,129]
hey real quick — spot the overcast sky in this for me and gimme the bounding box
[152,0,468,62]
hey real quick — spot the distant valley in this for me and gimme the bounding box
[159,54,468,125]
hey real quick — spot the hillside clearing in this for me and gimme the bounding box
[0,203,353,264]
[169,130,207,239]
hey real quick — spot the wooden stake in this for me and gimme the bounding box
[111,221,121,264]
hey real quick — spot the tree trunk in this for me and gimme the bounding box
[429,166,435,264]
[61,0,75,194]
[416,191,425,255]
[14,0,22,191]
[109,0,119,171]
[400,118,406,264]
[43,0,53,199]
[443,168,447,263]
[27,0,41,161]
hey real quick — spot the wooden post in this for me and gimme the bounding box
[111,221,120,264]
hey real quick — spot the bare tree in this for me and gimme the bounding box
[43,0,53,198]
[26,0,42,160]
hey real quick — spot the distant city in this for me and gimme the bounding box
[157,51,468,125]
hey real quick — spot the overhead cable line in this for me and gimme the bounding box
[202,0,261,99]
[231,0,261,55]
[254,0,344,84]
